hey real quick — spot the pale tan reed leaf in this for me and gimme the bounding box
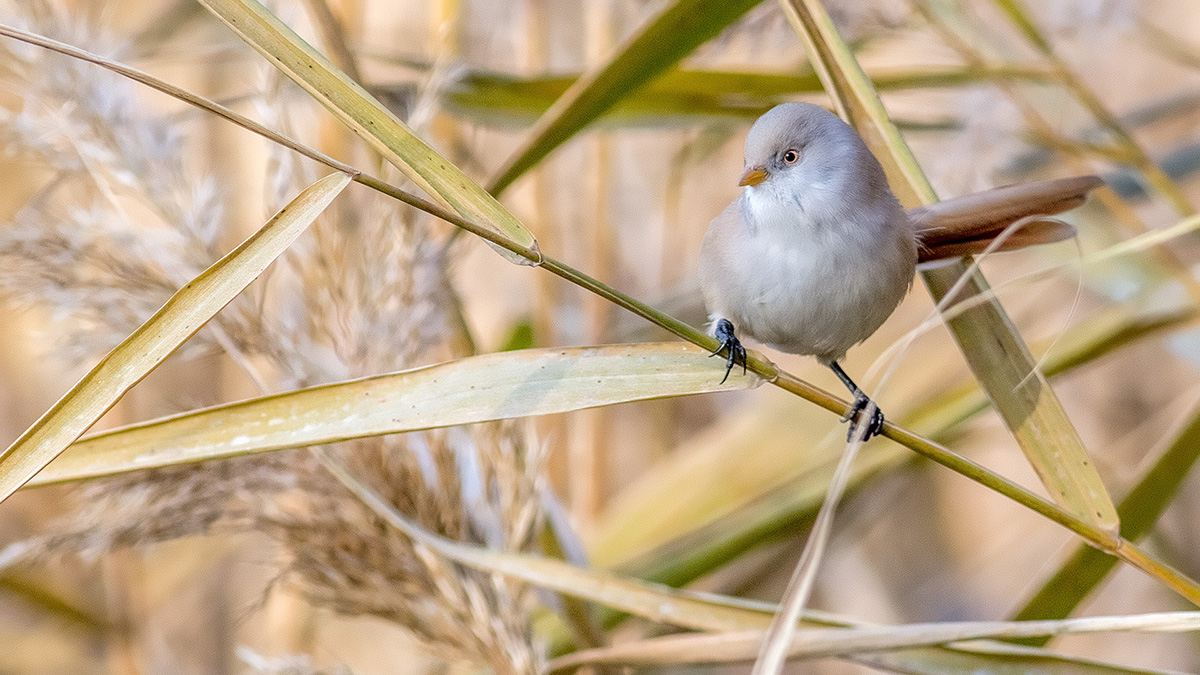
[27,343,760,487]
[548,613,1200,671]
[0,172,352,503]
[198,0,538,265]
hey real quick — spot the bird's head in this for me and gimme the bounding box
[738,102,875,196]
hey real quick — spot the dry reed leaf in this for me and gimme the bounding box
[548,612,1200,670]
[436,64,1053,128]
[27,342,759,486]
[0,171,351,502]
[487,0,763,194]
[198,0,538,265]
[1013,398,1200,633]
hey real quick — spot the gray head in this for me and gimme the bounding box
[738,102,894,208]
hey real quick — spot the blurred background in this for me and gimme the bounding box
[1,0,1200,672]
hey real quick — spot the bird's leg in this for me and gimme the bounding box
[709,318,747,384]
[828,361,885,441]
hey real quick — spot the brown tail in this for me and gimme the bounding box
[909,175,1103,263]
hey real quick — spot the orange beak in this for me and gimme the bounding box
[738,166,768,187]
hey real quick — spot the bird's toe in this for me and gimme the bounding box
[710,319,748,384]
[843,394,885,441]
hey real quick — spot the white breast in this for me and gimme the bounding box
[699,187,916,364]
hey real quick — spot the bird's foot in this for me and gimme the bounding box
[709,318,747,384]
[841,392,885,442]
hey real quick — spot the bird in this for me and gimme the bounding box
[698,102,1101,440]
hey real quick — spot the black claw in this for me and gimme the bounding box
[842,392,885,441]
[829,361,885,441]
[710,318,747,384]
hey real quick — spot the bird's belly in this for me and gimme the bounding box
[714,233,909,362]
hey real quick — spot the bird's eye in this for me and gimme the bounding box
[782,149,800,164]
